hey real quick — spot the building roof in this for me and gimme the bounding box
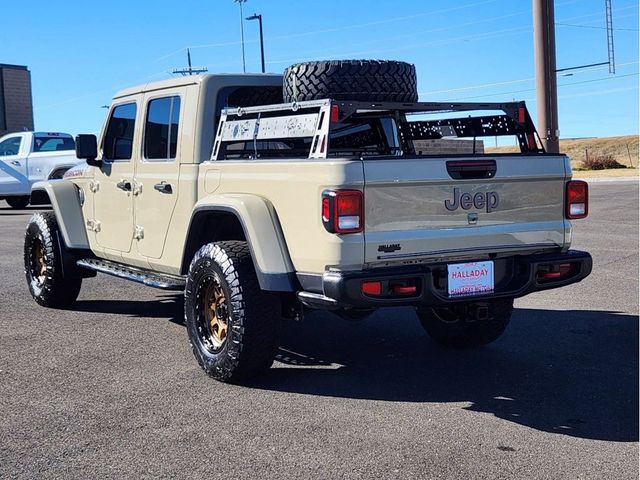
[0,64,29,71]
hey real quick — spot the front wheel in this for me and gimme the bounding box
[24,212,82,308]
[184,241,280,382]
[7,196,30,209]
[417,299,514,348]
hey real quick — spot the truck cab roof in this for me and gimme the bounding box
[113,73,283,100]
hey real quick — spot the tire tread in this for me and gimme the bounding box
[24,212,81,308]
[185,240,279,382]
[283,60,418,103]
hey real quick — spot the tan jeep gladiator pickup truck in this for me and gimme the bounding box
[23,60,592,382]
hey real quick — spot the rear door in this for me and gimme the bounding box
[363,155,569,265]
[133,91,183,259]
[0,133,28,195]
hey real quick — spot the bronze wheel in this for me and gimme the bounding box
[200,275,229,351]
[185,241,280,382]
[24,212,82,308]
[30,240,47,286]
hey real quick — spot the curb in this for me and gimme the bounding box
[574,176,638,183]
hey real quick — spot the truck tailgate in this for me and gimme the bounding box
[363,155,569,265]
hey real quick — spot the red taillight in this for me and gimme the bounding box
[537,263,575,282]
[322,189,363,234]
[518,106,526,123]
[392,284,417,295]
[322,197,330,222]
[331,104,340,123]
[566,180,588,219]
[361,281,382,296]
[361,278,420,297]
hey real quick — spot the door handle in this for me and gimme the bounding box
[154,182,172,194]
[116,180,132,191]
[10,160,21,166]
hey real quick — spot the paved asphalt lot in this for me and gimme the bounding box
[0,182,637,479]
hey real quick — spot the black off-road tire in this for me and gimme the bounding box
[184,241,280,382]
[24,212,82,308]
[7,196,30,209]
[283,60,418,103]
[417,299,514,348]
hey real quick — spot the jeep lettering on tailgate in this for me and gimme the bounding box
[444,188,500,213]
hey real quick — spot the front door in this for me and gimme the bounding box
[134,92,183,259]
[0,134,28,195]
[92,101,138,254]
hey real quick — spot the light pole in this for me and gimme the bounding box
[246,13,265,73]
[234,0,247,73]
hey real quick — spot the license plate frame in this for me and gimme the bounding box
[447,260,495,297]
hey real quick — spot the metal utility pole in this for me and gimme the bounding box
[172,48,208,76]
[605,0,616,74]
[246,13,265,73]
[235,0,247,73]
[533,0,560,153]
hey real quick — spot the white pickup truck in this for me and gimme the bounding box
[0,131,80,208]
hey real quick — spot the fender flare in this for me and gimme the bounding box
[184,194,297,292]
[31,180,90,250]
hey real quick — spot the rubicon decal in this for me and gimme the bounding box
[444,188,499,213]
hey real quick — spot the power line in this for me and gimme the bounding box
[446,72,639,101]
[265,0,501,41]
[556,22,639,32]
[150,3,638,67]
[557,85,638,100]
[261,7,638,68]
[265,24,532,66]
[153,0,500,61]
[420,61,638,97]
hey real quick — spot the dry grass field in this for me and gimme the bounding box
[486,135,639,170]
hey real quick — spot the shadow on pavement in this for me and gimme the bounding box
[73,293,184,325]
[251,307,639,443]
[67,293,639,442]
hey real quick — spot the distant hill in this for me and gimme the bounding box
[486,135,638,168]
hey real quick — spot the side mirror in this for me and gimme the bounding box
[75,134,100,167]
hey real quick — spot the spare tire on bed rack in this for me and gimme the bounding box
[283,60,418,103]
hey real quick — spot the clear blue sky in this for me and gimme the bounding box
[1,0,638,139]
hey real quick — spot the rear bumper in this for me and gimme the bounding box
[298,250,592,310]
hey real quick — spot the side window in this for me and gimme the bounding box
[144,96,180,160]
[103,103,137,161]
[0,136,22,156]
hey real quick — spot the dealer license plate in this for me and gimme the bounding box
[447,261,494,297]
